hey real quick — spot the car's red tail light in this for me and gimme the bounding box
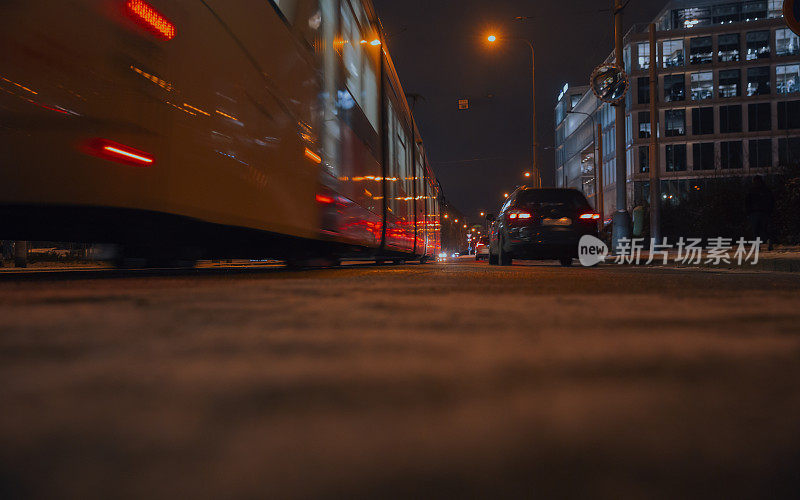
[580,213,601,220]
[86,138,154,167]
[315,194,335,204]
[507,210,532,220]
[126,0,176,41]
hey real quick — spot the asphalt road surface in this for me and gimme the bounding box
[2,259,800,498]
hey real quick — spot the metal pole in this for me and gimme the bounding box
[527,41,540,188]
[597,123,605,233]
[648,23,662,243]
[498,37,540,188]
[612,0,632,250]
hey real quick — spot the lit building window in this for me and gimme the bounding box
[746,31,771,60]
[691,71,714,100]
[776,64,800,94]
[713,3,740,24]
[690,36,713,64]
[719,69,741,97]
[769,0,785,18]
[661,39,685,68]
[638,111,651,138]
[675,7,712,29]
[718,33,740,62]
[747,66,771,96]
[776,28,800,56]
[637,42,650,70]
[742,0,768,21]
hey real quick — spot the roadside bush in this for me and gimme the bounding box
[773,165,800,244]
[646,169,800,244]
[658,178,749,241]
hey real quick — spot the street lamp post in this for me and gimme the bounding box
[612,0,632,249]
[487,35,540,188]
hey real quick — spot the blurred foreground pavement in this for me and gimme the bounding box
[1,260,799,498]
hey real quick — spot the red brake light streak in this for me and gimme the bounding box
[305,148,322,164]
[86,138,154,167]
[125,0,176,41]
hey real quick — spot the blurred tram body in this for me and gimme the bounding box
[0,0,441,263]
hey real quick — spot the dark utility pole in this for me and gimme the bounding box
[530,41,540,188]
[597,123,605,233]
[648,23,662,243]
[612,0,632,250]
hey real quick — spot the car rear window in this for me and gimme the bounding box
[515,189,590,209]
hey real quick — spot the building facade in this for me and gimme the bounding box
[555,0,800,218]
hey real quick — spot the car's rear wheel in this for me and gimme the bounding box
[499,236,513,266]
[559,256,574,267]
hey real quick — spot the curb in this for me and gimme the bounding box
[613,256,800,273]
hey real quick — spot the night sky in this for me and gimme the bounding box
[371,0,665,219]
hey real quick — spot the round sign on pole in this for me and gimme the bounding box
[589,64,630,105]
[785,0,800,36]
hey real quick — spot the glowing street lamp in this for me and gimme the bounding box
[480,212,485,217]
[524,172,531,178]
[504,193,509,198]
[486,33,540,188]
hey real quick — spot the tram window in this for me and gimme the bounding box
[341,4,361,109]
[395,130,409,204]
[341,0,379,131]
[362,61,379,129]
[386,103,400,216]
[273,0,298,23]
[350,0,368,27]
[295,2,322,47]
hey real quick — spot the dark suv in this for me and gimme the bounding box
[488,188,599,267]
